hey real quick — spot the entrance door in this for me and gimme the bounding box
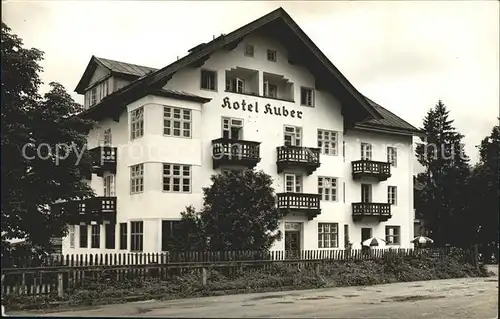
[284,222,301,259]
[361,227,372,247]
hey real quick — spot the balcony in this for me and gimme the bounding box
[351,160,391,181]
[53,196,117,225]
[277,193,321,220]
[89,146,117,177]
[351,202,391,222]
[262,72,294,102]
[225,67,259,96]
[276,146,321,175]
[212,138,261,169]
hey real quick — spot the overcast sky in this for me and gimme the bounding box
[3,1,499,169]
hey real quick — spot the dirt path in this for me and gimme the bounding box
[10,274,499,318]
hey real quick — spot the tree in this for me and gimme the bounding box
[1,23,95,256]
[468,125,500,261]
[175,169,285,251]
[414,100,472,247]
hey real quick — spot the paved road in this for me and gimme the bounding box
[11,270,499,318]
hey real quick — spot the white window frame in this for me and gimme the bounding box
[385,226,400,245]
[130,107,144,140]
[318,176,338,201]
[317,129,338,155]
[163,163,191,193]
[69,225,75,249]
[284,173,302,193]
[267,49,277,62]
[103,128,112,146]
[226,78,245,93]
[284,125,302,146]
[244,44,254,57]
[222,117,243,140]
[163,106,192,138]
[388,186,397,205]
[318,223,338,248]
[300,87,314,107]
[263,81,278,98]
[130,221,144,252]
[201,69,217,91]
[361,142,372,160]
[387,146,398,167]
[104,175,116,197]
[130,164,144,194]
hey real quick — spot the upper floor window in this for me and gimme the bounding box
[130,107,144,140]
[201,70,217,91]
[318,223,338,248]
[222,117,243,140]
[130,164,144,194]
[267,49,277,62]
[244,44,254,57]
[388,186,397,205]
[263,81,278,98]
[300,87,314,107]
[103,128,112,146]
[387,146,398,167]
[226,78,244,93]
[318,176,338,201]
[284,125,302,146]
[164,107,191,138]
[284,173,302,193]
[91,87,97,106]
[385,226,400,245]
[317,129,338,155]
[163,163,191,193]
[100,80,109,99]
[103,175,115,197]
[361,142,372,160]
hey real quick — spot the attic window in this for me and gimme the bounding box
[245,45,254,57]
[201,70,217,91]
[91,88,97,106]
[267,49,277,62]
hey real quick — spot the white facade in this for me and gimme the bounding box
[63,14,416,255]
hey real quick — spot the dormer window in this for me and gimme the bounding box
[226,78,245,93]
[267,49,277,62]
[244,45,254,57]
[91,87,97,106]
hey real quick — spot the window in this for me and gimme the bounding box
[361,184,372,203]
[103,128,112,146]
[201,70,217,91]
[130,164,144,194]
[342,141,346,162]
[101,81,109,99]
[162,220,183,251]
[244,44,254,57]
[388,186,397,205]
[79,225,88,248]
[344,224,349,248]
[105,224,115,249]
[104,175,115,197]
[267,49,277,62]
[119,223,127,250]
[91,225,100,249]
[163,164,191,192]
[263,81,277,98]
[387,146,398,167]
[318,223,338,248]
[284,173,302,193]
[317,130,338,155]
[318,177,337,201]
[361,143,372,160]
[222,117,243,139]
[91,87,97,106]
[130,107,144,140]
[69,225,75,249]
[284,125,302,146]
[385,226,400,245]
[226,78,245,93]
[164,107,191,138]
[300,87,314,106]
[130,221,144,252]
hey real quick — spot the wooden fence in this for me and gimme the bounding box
[1,247,477,298]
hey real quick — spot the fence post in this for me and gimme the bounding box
[473,244,479,269]
[57,272,64,298]
[202,268,207,286]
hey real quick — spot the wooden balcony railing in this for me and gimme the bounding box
[53,196,117,225]
[351,160,391,181]
[277,193,321,220]
[352,202,391,222]
[89,146,117,177]
[212,138,261,169]
[276,145,321,175]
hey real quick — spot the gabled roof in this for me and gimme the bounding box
[74,56,157,94]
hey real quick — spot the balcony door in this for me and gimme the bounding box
[103,128,112,146]
[284,126,302,146]
[361,184,372,203]
[222,117,243,140]
[103,175,115,197]
[361,142,372,160]
[285,174,302,193]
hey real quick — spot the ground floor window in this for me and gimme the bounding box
[105,224,115,249]
[385,226,400,245]
[91,225,100,248]
[130,221,144,252]
[318,223,338,248]
[69,225,75,248]
[162,220,182,251]
[79,225,88,248]
[119,223,127,250]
